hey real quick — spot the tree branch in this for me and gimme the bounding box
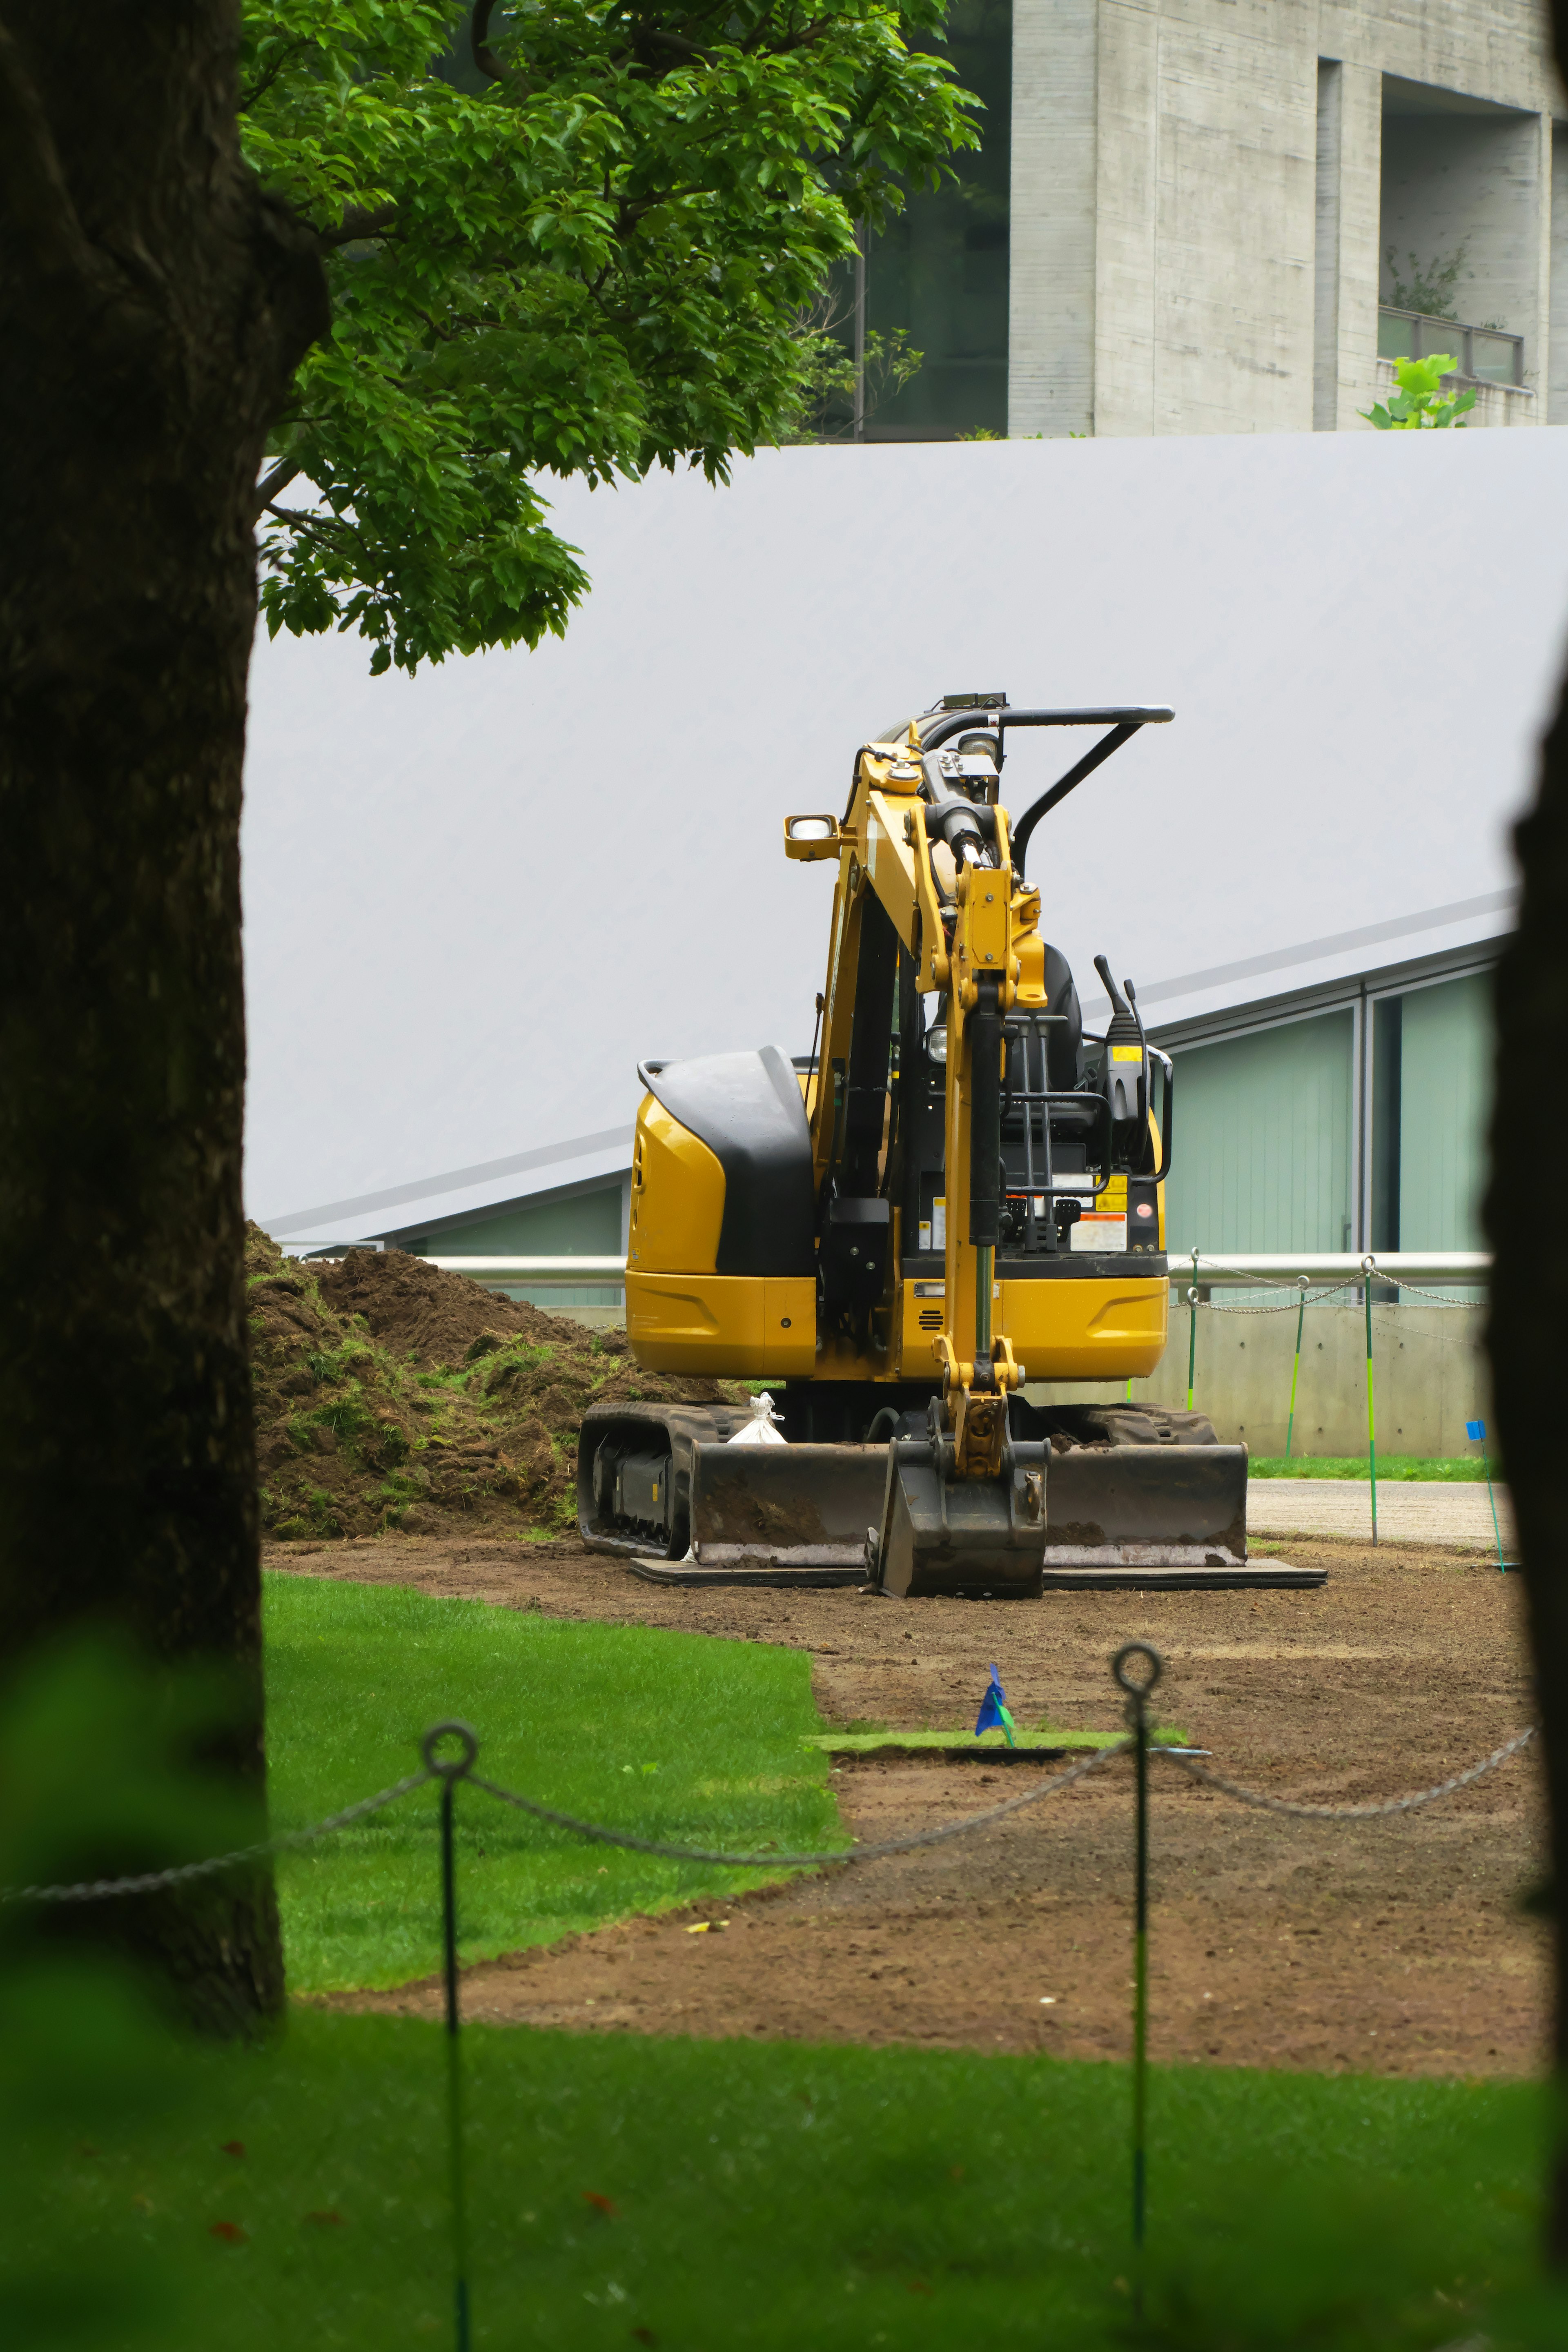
[314,201,399,250]
[0,19,96,291]
[239,36,312,115]
[646,30,718,62]
[254,457,303,516]
[471,1,528,88]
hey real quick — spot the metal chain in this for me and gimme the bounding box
[1364,1272,1480,1310]
[1194,1287,1355,1316]
[0,1766,435,1907]
[3,1715,1537,1905]
[1157,1724,1535,1819]
[468,1739,1130,1870]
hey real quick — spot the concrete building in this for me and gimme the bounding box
[848,0,1567,439]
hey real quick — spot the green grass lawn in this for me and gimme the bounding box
[1249,1454,1494,1481]
[9,1579,1565,2350]
[15,2011,1562,2352]
[264,1575,845,1993]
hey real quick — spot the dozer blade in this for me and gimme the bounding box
[873,1437,1050,1600]
[1040,1443,1322,1590]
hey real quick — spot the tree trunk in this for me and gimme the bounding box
[0,4,325,2031]
[1489,0,1568,2273]
[1488,679,1568,2259]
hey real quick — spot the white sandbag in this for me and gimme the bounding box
[726,1392,787,1445]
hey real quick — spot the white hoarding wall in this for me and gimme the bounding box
[243,430,1568,1233]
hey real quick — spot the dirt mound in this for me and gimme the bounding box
[245,1225,746,1545]
[316,1248,583,1368]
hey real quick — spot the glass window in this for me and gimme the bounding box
[1377,310,1416,361]
[1395,974,1492,1250]
[1370,995,1402,1251]
[862,0,1011,440]
[1163,1012,1355,1256]
[1469,331,1518,386]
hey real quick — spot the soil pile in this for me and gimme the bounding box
[246,1226,744,1544]
[313,1247,570,1368]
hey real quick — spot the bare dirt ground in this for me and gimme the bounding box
[270,1530,1547,2078]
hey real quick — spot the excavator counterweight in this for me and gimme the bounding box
[576,695,1319,1597]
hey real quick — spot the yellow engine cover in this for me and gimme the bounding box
[627,1091,816,1376]
[626,1271,817,1378]
[899,1274,1168,1381]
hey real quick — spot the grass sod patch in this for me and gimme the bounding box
[263,1575,844,1994]
[804,1727,1192,1756]
[22,2015,1562,2352]
[1250,1455,1492,1481]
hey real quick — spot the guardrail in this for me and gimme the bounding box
[1172,1251,1489,1289]
[294,1249,1492,1291]
[421,1255,626,1285]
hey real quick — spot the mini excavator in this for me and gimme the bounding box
[577,693,1304,1597]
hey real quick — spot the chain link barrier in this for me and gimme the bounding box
[1178,1258,1481,1317]
[1176,1255,1359,1314]
[1158,1724,1535,1818]
[0,1704,1540,1907]
[0,1765,436,1907]
[1192,1285,1356,1316]
[468,1739,1128,1871]
[1363,1273,1479,1310]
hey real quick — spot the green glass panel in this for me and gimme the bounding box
[1470,332,1517,386]
[864,0,1011,440]
[421,1185,624,1256]
[1163,1012,1354,1257]
[1378,310,1415,360]
[1396,975,1492,1251]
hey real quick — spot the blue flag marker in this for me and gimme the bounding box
[1466,1419,1485,1443]
[976,1665,1017,1748]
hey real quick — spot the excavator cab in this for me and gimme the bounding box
[577,695,1309,1596]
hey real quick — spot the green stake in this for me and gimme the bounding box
[1186,1287,1198,1413]
[1483,1455,1503,1571]
[1467,1420,1506,1572]
[1362,1258,1378,1546]
[1284,1275,1308,1460]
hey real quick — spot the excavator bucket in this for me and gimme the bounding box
[872,1437,1049,1598]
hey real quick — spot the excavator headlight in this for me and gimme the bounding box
[926,1023,948,1066]
[784,813,841,861]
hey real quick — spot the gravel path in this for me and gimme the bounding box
[1250,1479,1515,1550]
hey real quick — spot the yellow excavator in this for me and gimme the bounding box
[577,693,1307,1596]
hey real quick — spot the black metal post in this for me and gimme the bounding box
[424,1721,479,2352]
[1112,1644,1163,2320]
